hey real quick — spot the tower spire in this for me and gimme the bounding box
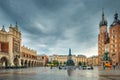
[15,21,18,30]
[114,10,118,21]
[99,8,107,26]
[111,10,120,26]
[102,8,105,21]
[16,21,18,27]
[1,25,6,32]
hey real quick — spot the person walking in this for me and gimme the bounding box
[103,62,105,70]
[117,63,120,69]
[112,62,116,70]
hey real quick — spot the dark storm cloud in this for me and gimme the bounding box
[0,0,120,56]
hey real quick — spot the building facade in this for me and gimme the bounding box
[98,11,120,66]
[0,24,41,68]
[37,55,48,66]
[87,56,98,66]
[76,55,87,65]
[109,12,120,65]
[49,54,87,66]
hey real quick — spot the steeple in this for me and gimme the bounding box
[111,11,120,26]
[1,25,6,32]
[114,11,118,20]
[15,22,18,30]
[102,8,105,21]
[99,8,107,27]
[10,24,12,27]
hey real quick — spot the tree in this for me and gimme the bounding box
[52,60,59,66]
[64,62,66,65]
[78,61,82,66]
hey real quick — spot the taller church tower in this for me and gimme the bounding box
[98,9,109,65]
[109,12,120,65]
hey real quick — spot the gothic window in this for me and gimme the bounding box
[112,35,115,39]
[112,30,115,33]
[113,45,115,48]
[14,43,19,53]
[13,39,20,53]
[113,40,115,43]
[113,49,115,52]
[1,42,8,53]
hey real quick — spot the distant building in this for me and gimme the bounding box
[98,10,120,66]
[37,55,48,66]
[53,55,68,65]
[76,55,87,65]
[49,54,87,66]
[87,56,98,66]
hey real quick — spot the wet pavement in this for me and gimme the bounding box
[0,67,120,80]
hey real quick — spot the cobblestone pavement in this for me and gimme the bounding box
[0,67,120,80]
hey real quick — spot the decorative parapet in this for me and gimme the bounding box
[21,45,36,55]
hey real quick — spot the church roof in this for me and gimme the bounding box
[111,11,120,27]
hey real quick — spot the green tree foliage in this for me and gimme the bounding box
[52,60,59,66]
[78,61,82,66]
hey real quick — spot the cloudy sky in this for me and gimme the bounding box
[0,0,120,57]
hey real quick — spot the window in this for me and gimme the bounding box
[112,35,115,39]
[113,49,115,52]
[1,42,9,53]
[113,40,115,43]
[112,30,115,33]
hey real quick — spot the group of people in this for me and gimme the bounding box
[103,62,120,70]
[112,62,120,70]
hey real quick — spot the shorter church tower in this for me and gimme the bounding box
[98,9,109,65]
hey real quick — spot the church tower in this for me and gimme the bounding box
[98,9,109,65]
[109,11,120,65]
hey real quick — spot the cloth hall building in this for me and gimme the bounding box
[0,23,46,68]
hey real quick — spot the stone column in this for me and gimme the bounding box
[0,43,1,52]
[19,58,21,67]
[8,35,14,67]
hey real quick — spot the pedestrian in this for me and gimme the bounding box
[112,62,116,70]
[50,65,52,69]
[103,62,105,70]
[116,63,118,69]
[117,63,120,69]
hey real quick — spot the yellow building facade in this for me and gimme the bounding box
[87,56,98,66]
[51,55,87,66]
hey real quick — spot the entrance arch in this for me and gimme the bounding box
[31,61,34,67]
[28,60,31,67]
[13,58,19,66]
[24,60,27,67]
[0,57,8,68]
[21,59,24,66]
